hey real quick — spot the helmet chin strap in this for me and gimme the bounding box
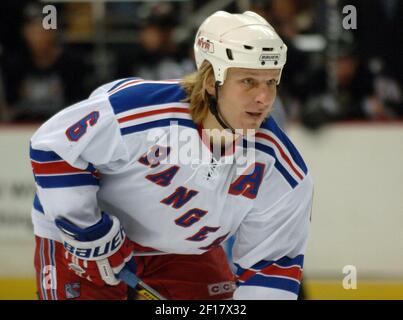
[206,81,236,134]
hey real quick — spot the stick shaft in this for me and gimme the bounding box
[118,268,166,300]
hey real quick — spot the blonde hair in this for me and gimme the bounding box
[180,61,215,124]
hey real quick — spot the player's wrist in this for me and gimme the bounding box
[55,212,126,261]
[55,212,135,286]
[58,211,113,241]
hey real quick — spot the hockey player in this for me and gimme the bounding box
[30,11,313,300]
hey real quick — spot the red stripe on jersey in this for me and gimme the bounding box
[118,107,189,124]
[255,132,303,180]
[238,269,256,282]
[34,237,45,300]
[42,238,52,299]
[109,79,180,96]
[260,264,302,281]
[238,265,302,283]
[108,79,144,95]
[31,160,87,175]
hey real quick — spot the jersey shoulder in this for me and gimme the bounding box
[254,116,309,189]
[106,78,195,136]
[107,78,187,114]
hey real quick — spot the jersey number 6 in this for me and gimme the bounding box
[66,111,100,141]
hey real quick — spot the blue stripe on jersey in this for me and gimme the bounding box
[235,255,304,280]
[237,274,300,295]
[247,255,304,271]
[109,82,187,115]
[263,117,308,174]
[107,77,141,93]
[253,142,298,188]
[35,173,99,188]
[49,240,57,300]
[121,118,196,136]
[33,193,44,214]
[39,239,47,300]
[30,145,62,162]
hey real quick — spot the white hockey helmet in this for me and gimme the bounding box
[194,11,287,85]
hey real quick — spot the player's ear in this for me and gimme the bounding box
[204,72,216,96]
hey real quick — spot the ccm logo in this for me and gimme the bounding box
[197,37,214,53]
[208,281,236,296]
[64,227,125,259]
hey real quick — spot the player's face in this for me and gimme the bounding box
[214,68,280,133]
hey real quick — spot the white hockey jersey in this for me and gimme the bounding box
[30,78,314,299]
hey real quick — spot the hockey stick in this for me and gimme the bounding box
[118,267,166,300]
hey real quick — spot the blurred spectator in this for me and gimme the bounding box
[299,41,384,129]
[251,0,312,120]
[116,4,194,80]
[266,0,316,37]
[1,2,89,122]
[341,0,403,118]
[0,0,31,53]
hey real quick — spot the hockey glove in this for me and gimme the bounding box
[55,212,136,287]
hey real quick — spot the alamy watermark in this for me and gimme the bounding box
[143,122,257,176]
[342,5,357,30]
[42,5,57,30]
[40,5,357,31]
[342,265,357,289]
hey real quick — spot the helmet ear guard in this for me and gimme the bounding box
[194,11,287,85]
